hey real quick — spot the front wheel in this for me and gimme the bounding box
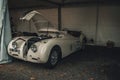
[45,47,61,69]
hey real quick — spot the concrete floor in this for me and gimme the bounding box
[0,46,120,80]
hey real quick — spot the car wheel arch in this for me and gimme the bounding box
[50,45,62,59]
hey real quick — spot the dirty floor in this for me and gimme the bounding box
[0,46,120,80]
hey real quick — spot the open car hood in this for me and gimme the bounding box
[20,11,45,21]
[20,10,54,30]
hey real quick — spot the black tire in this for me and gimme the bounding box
[45,46,61,69]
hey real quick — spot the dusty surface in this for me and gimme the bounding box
[0,46,120,80]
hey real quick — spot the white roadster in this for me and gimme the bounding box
[8,11,86,68]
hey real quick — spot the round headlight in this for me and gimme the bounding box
[12,42,18,49]
[31,44,37,52]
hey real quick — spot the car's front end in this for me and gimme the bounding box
[7,34,55,63]
[8,36,32,60]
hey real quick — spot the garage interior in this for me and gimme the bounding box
[0,0,120,80]
[8,0,120,47]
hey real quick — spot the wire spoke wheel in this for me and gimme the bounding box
[45,46,61,69]
[50,50,58,66]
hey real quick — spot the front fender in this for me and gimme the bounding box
[27,39,59,63]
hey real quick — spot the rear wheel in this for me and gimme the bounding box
[45,46,61,69]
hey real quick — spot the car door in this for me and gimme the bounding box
[60,35,76,57]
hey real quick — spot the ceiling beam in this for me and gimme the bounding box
[44,0,60,5]
[8,0,60,10]
[35,0,61,5]
[9,5,58,10]
[62,0,120,6]
[8,0,120,10]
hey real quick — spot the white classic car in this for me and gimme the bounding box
[8,11,86,68]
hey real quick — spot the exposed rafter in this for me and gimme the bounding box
[8,0,59,9]
[8,0,120,9]
[43,0,60,5]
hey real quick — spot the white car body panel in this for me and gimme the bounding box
[8,31,84,63]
